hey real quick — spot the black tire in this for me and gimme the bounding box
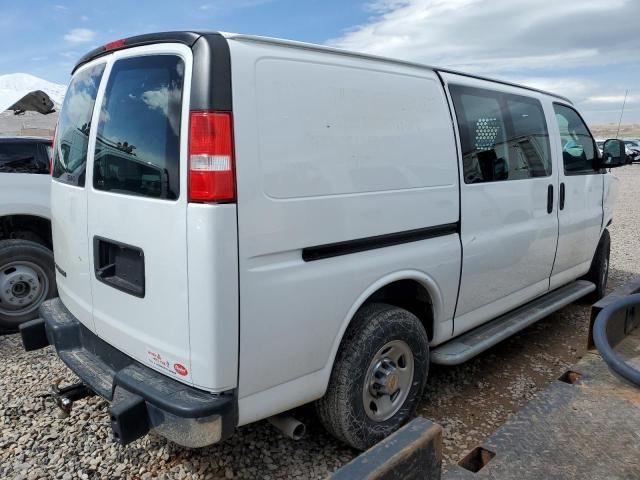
[0,239,57,331]
[583,229,610,303]
[316,303,429,450]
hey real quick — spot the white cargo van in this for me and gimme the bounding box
[20,31,625,450]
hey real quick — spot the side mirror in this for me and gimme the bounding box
[600,139,626,168]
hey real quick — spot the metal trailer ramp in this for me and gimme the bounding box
[444,328,640,479]
[446,278,640,479]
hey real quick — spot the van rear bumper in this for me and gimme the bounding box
[19,298,237,447]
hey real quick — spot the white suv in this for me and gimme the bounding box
[0,136,56,331]
[20,31,624,450]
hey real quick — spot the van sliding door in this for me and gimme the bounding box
[443,78,560,335]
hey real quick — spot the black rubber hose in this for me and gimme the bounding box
[592,293,640,388]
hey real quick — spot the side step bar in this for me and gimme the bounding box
[431,280,595,365]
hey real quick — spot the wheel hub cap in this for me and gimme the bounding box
[0,262,46,314]
[363,340,415,422]
[370,359,400,395]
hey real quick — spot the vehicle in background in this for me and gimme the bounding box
[20,32,626,451]
[623,140,640,162]
[597,139,638,164]
[0,136,56,331]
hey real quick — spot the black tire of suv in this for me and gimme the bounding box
[0,239,57,331]
[316,303,430,451]
[583,229,611,303]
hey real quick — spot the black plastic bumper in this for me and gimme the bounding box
[20,298,237,447]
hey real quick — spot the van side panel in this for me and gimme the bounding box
[229,39,461,422]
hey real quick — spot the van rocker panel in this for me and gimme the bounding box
[23,298,237,446]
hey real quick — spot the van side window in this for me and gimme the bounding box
[93,55,184,200]
[449,85,551,184]
[52,63,105,186]
[553,104,597,175]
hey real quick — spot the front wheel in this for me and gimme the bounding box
[316,303,429,450]
[0,239,57,331]
[583,229,610,303]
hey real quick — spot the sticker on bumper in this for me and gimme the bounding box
[146,349,189,378]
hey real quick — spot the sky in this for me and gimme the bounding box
[0,0,638,124]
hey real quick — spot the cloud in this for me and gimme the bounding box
[64,28,96,44]
[330,0,638,71]
[141,84,183,134]
[329,0,640,122]
[586,95,637,104]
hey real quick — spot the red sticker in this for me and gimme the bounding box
[174,363,188,376]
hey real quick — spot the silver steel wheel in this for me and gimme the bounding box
[363,340,415,421]
[0,260,49,317]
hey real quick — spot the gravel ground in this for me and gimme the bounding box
[1,165,639,479]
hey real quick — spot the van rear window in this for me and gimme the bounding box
[93,55,184,200]
[52,63,105,186]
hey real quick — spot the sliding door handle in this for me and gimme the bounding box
[547,184,553,214]
[559,182,566,210]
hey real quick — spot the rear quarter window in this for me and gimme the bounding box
[52,63,105,186]
[93,55,184,200]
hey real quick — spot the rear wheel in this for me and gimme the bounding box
[316,303,429,450]
[0,239,57,331]
[583,229,610,303]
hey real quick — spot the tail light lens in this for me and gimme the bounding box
[189,111,235,202]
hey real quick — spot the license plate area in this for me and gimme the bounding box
[94,236,145,298]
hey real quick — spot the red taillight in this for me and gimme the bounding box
[188,111,235,202]
[104,39,125,51]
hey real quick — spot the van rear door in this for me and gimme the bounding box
[51,62,106,330]
[86,45,194,383]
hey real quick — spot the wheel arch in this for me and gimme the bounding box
[0,214,53,248]
[320,270,443,392]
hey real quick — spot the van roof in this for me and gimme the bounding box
[73,30,572,105]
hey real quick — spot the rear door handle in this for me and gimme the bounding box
[547,184,553,214]
[559,182,566,210]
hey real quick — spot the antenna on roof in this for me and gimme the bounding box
[615,89,629,139]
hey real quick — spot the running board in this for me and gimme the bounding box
[431,280,595,366]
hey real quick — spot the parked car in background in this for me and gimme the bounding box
[0,136,56,331]
[623,140,640,162]
[21,32,626,451]
[597,139,636,164]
